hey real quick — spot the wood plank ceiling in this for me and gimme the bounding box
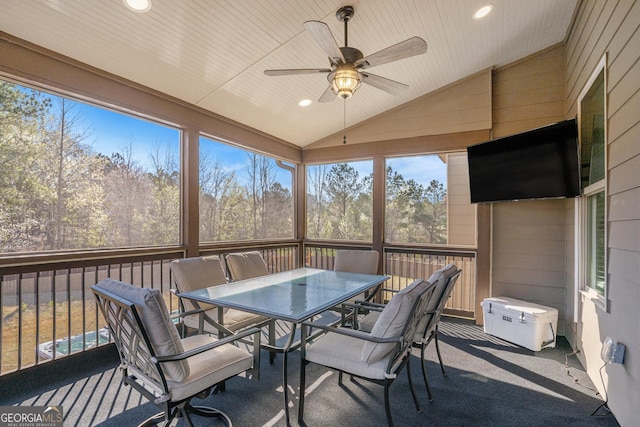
[0,0,577,147]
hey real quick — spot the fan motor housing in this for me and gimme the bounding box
[339,46,363,64]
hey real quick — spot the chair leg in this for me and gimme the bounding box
[268,319,276,364]
[406,357,422,413]
[298,362,307,422]
[189,404,232,426]
[434,330,447,377]
[420,344,434,401]
[383,380,394,427]
[137,412,166,427]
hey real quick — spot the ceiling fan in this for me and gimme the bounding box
[264,5,428,102]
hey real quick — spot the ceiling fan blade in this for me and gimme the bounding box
[361,72,409,95]
[264,68,331,76]
[303,20,345,65]
[318,85,336,103]
[356,36,427,69]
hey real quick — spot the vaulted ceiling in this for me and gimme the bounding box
[0,0,577,147]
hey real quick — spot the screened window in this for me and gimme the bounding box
[578,61,606,299]
[199,137,294,241]
[306,161,373,241]
[0,80,180,253]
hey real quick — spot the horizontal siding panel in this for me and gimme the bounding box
[493,85,565,110]
[493,118,565,138]
[494,100,565,123]
[566,1,604,103]
[494,236,565,257]
[609,122,640,168]
[494,70,565,96]
[607,275,640,321]
[493,268,565,289]
[609,152,640,194]
[566,0,617,103]
[609,220,640,252]
[492,278,566,305]
[496,224,565,239]
[494,46,565,80]
[609,187,640,222]
[608,26,640,111]
[605,0,640,68]
[448,194,472,206]
[609,89,640,143]
[608,247,640,285]
[494,201,565,224]
[493,252,566,272]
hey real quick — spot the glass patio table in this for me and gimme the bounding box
[178,267,389,426]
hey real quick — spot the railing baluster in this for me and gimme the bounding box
[17,273,23,370]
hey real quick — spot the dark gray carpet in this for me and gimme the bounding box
[0,318,620,426]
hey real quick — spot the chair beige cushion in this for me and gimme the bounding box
[167,334,253,402]
[170,256,228,313]
[414,264,458,340]
[183,306,268,334]
[226,251,269,281]
[95,278,189,382]
[171,256,268,334]
[306,332,391,380]
[357,311,378,333]
[361,279,426,364]
[334,250,379,306]
[334,250,379,274]
[359,264,459,339]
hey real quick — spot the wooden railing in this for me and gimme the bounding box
[303,242,477,318]
[0,242,300,376]
[383,246,476,318]
[0,248,184,375]
[0,240,475,376]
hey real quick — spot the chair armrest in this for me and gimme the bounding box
[345,300,385,310]
[170,307,205,320]
[302,321,401,344]
[152,326,261,363]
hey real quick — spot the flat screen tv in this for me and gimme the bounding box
[467,119,580,203]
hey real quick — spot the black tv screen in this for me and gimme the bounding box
[467,119,580,203]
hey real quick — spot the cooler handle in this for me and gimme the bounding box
[541,322,556,348]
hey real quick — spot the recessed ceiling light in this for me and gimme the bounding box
[298,99,312,107]
[124,0,152,13]
[473,4,493,20]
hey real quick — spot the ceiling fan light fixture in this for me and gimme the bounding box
[330,66,361,99]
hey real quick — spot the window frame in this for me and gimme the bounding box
[197,135,296,243]
[575,53,608,313]
[0,77,183,253]
[305,159,374,242]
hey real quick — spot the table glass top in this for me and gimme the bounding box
[179,267,388,322]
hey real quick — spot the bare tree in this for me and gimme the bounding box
[45,98,94,249]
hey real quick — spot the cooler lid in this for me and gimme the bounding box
[483,296,558,317]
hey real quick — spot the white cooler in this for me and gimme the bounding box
[481,296,558,351]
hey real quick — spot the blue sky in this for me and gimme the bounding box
[27,83,446,190]
[73,101,179,168]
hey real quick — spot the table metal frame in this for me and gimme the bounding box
[178,267,388,426]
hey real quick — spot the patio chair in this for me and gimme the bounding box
[298,278,436,427]
[225,251,269,281]
[356,264,462,400]
[170,255,273,338]
[91,278,260,427]
[332,249,380,325]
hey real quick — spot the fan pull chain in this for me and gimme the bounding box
[343,99,347,144]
